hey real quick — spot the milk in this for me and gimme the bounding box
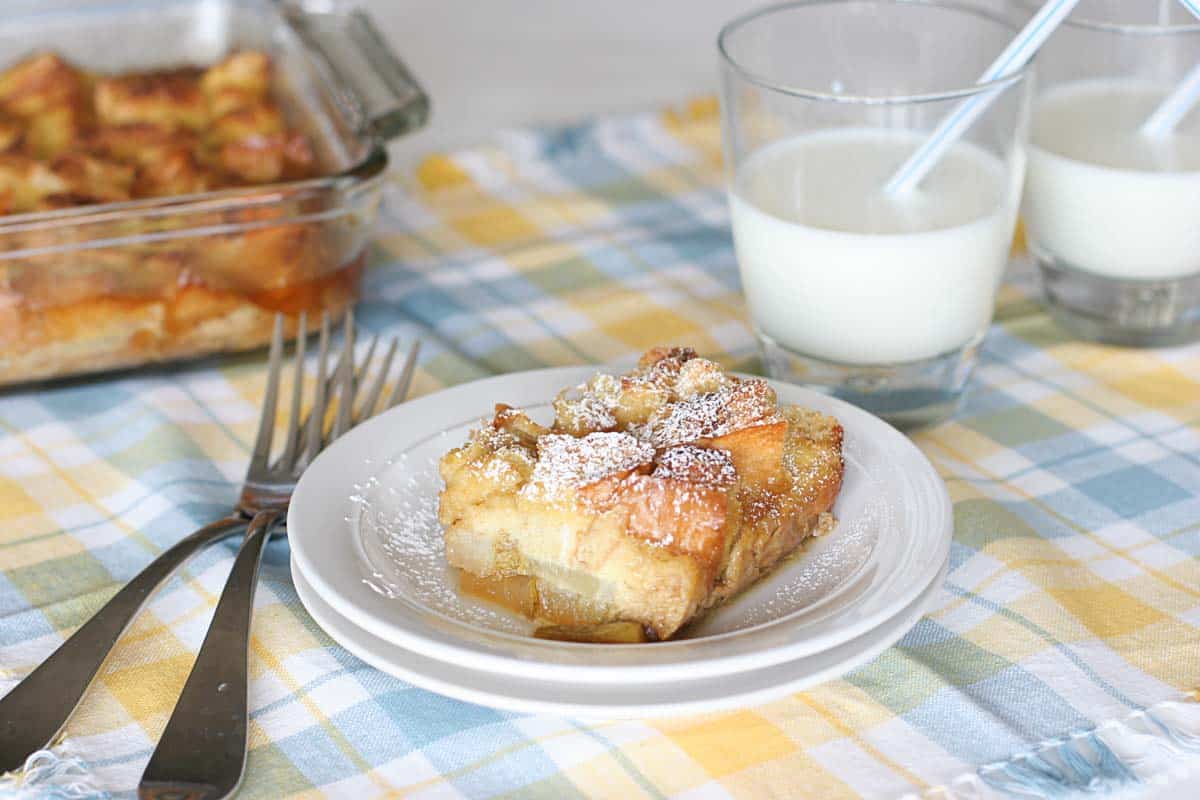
[730,130,1018,366]
[1024,80,1200,280]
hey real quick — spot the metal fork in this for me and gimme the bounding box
[137,312,418,800]
[0,312,419,784]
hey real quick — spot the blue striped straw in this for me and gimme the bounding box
[883,0,1083,195]
[1140,0,1200,137]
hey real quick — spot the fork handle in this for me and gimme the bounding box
[0,516,246,775]
[139,509,284,800]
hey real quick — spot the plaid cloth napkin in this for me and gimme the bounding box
[1,99,1198,800]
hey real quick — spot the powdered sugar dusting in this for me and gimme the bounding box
[653,445,737,486]
[482,456,522,482]
[642,380,779,448]
[350,441,533,635]
[639,353,687,388]
[674,358,728,398]
[528,432,654,496]
[557,385,618,431]
[473,422,520,451]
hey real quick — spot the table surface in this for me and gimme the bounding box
[2,2,1199,798]
[366,8,1200,793]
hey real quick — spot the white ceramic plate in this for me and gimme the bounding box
[292,555,948,719]
[288,367,951,684]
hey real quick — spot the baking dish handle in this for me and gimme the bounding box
[284,5,430,141]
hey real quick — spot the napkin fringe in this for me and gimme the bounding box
[902,695,1200,799]
[0,746,106,800]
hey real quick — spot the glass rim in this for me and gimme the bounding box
[1014,1,1200,36]
[717,0,1031,106]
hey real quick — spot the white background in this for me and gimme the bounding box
[361,0,771,154]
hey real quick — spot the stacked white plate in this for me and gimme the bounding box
[288,368,952,718]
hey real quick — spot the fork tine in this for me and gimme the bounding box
[277,311,307,468]
[354,334,379,400]
[325,343,351,397]
[300,313,331,467]
[356,337,397,423]
[288,332,350,447]
[331,310,356,441]
[385,340,421,409]
[248,315,284,474]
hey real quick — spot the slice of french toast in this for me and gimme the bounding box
[438,347,844,640]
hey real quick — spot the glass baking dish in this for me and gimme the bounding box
[0,0,428,386]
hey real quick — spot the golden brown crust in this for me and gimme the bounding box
[199,51,272,97]
[94,70,208,131]
[0,50,322,214]
[438,349,845,639]
[580,473,730,572]
[0,115,22,153]
[0,53,90,117]
[50,153,135,202]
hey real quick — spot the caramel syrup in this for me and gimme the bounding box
[455,569,649,643]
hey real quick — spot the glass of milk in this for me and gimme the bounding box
[717,0,1030,427]
[1020,1,1200,346]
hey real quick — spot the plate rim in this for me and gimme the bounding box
[291,554,948,719]
[288,366,952,682]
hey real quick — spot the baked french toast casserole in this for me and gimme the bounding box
[438,347,845,642]
[0,50,360,386]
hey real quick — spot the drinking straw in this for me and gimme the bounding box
[884,0,1083,195]
[1140,0,1200,137]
